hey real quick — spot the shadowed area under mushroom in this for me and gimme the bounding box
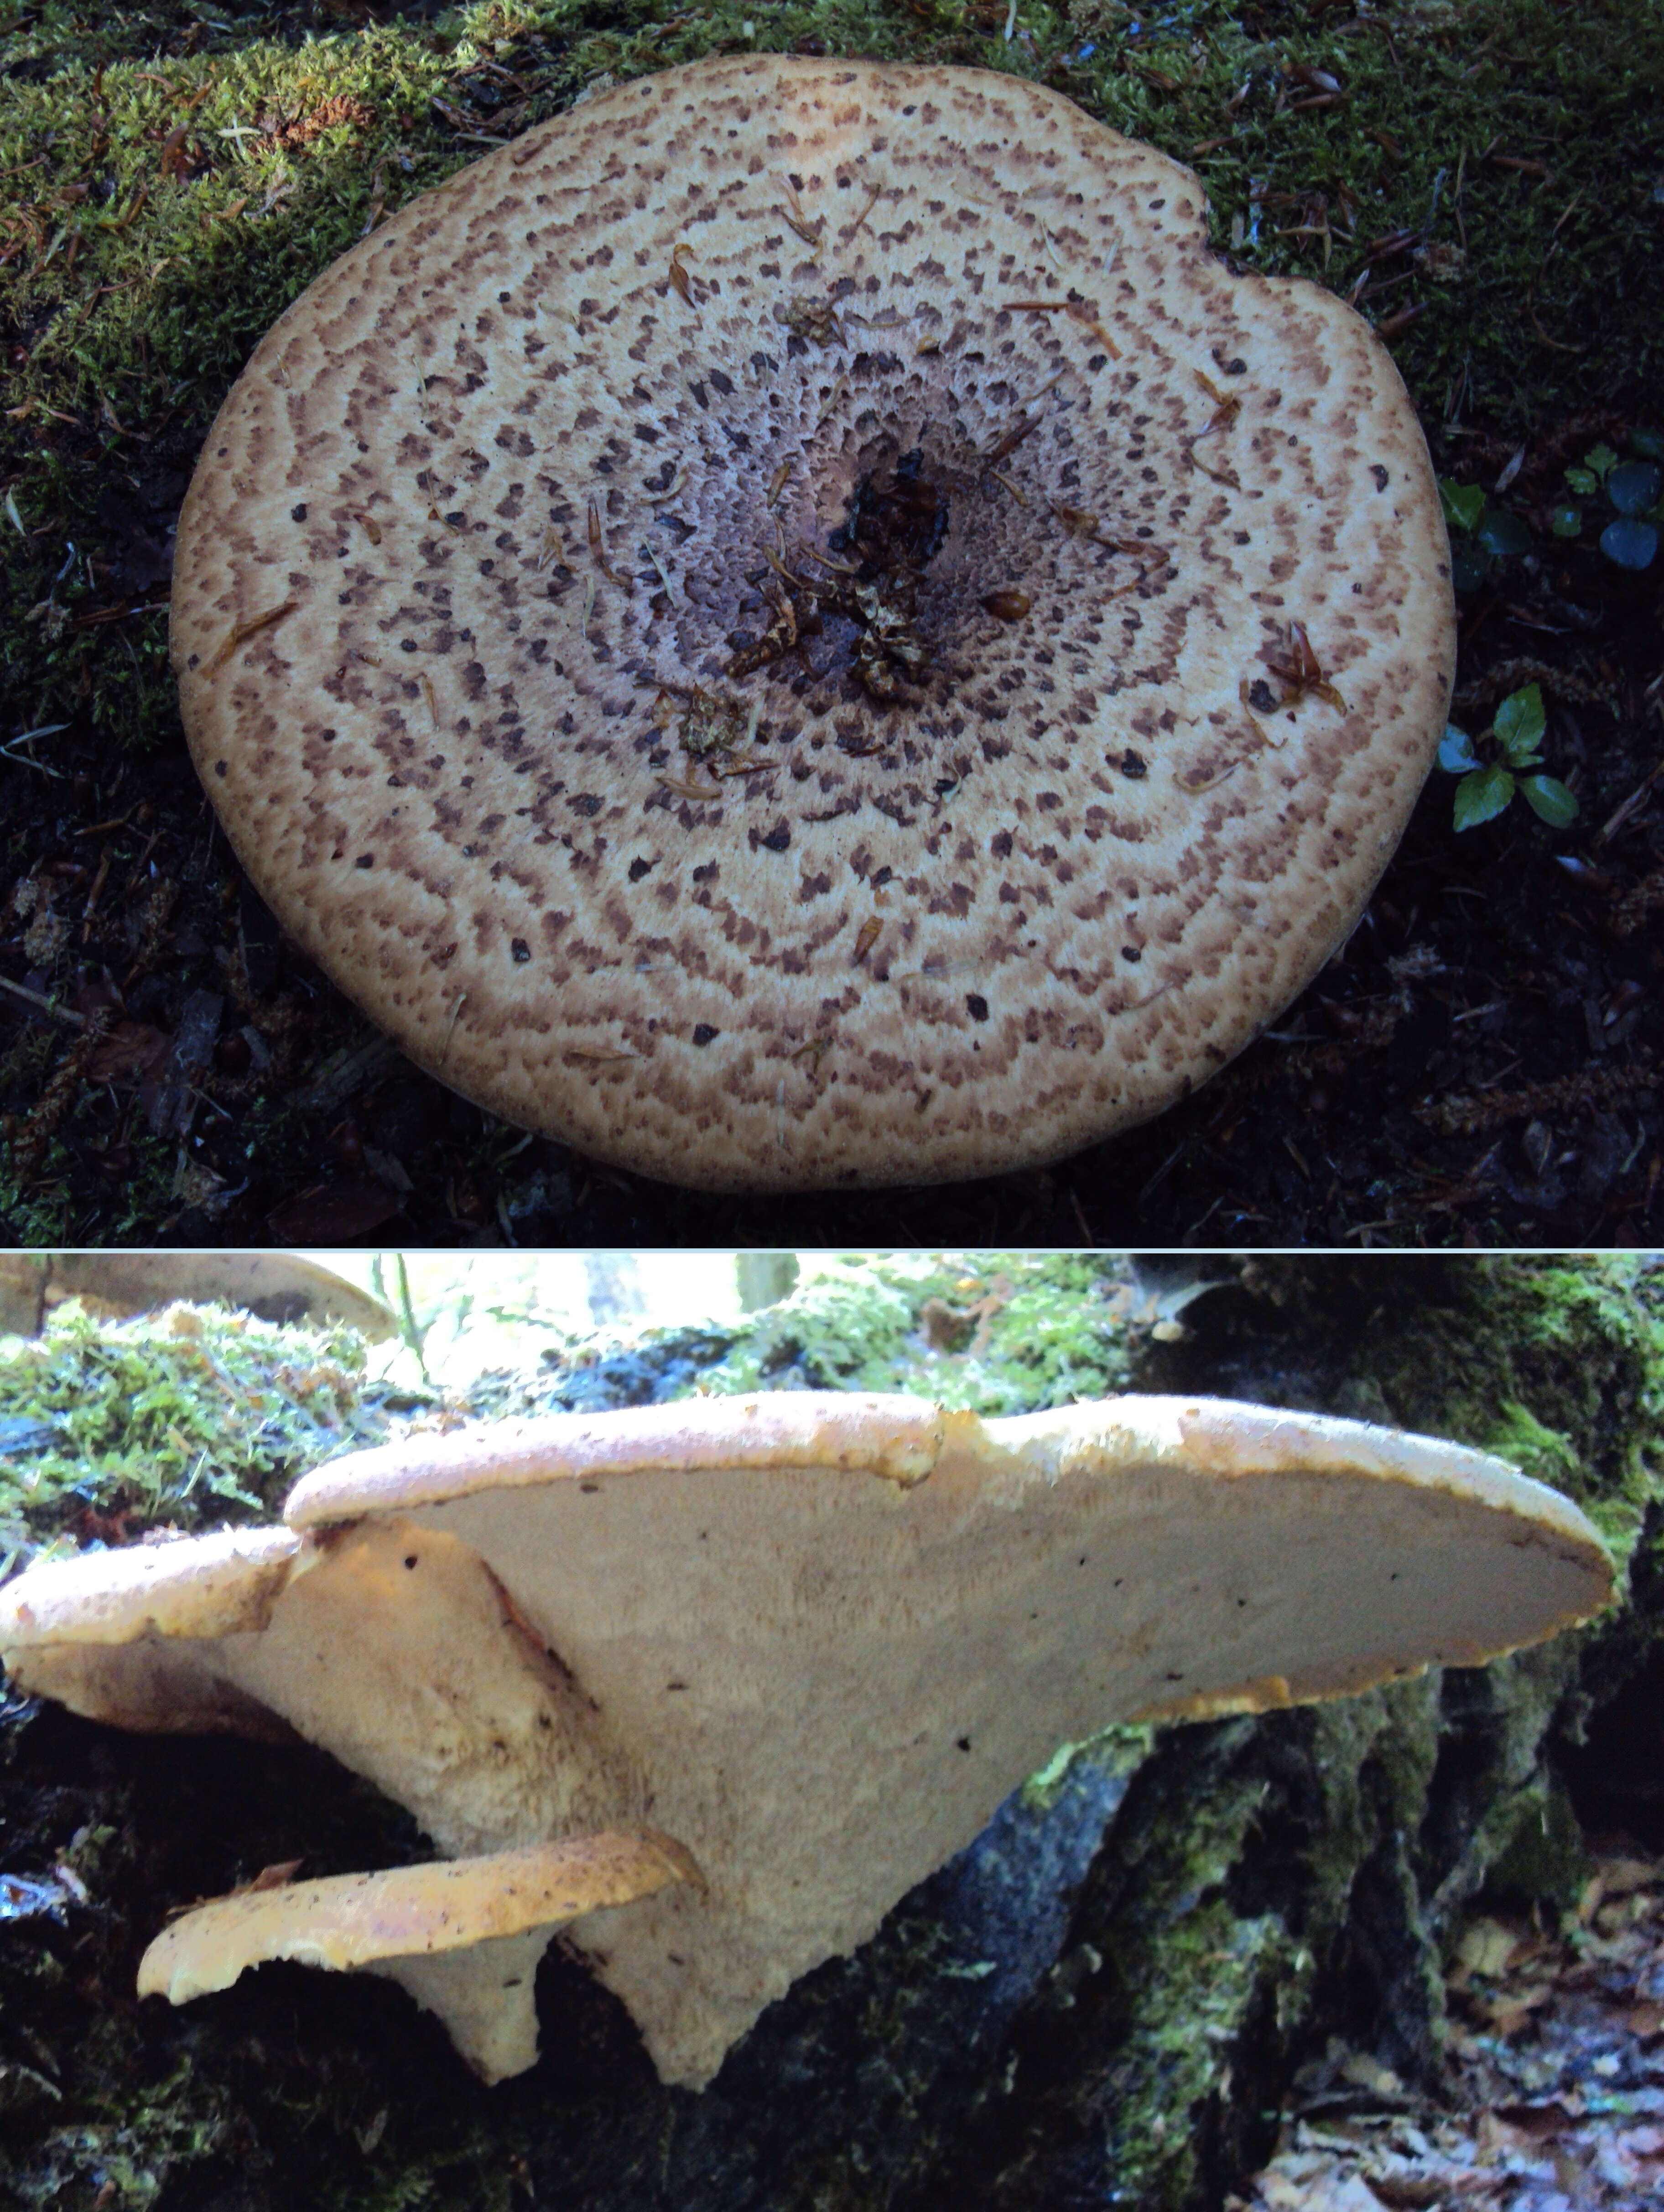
[170,56,1454,1191]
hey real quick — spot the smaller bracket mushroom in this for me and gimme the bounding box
[0,1514,643,1857]
[138,1833,701,2082]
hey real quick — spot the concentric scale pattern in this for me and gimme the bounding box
[172,56,1455,1189]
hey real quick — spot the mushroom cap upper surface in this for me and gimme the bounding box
[171,56,1453,1190]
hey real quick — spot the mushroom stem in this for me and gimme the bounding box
[1,1517,646,1857]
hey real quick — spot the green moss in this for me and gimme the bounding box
[1482,1770,1589,1913]
[20,2055,228,2212]
[0,1300,378,1569]
[1022,1721,1152,1814]
[1347,1256,1664,1569]
[700,1251,1134,1410]
[1084,1723,1304,2201]
[1483,1398,1584,1492]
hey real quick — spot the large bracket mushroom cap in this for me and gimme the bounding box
[0,1393,1609,2087]
[170,57,1455,1191]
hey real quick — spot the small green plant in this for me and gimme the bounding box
[1438,683,1577,831]
[1552,432,1662,569]
[1438,476,1531,592]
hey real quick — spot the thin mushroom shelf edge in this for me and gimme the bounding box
[0,1392,1609,2088]
[171,56,1454,1191]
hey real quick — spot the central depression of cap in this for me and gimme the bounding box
[172,56,1455,1190]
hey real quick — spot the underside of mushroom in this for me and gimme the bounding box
[0,1393,1609,2087]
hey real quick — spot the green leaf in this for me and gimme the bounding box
[1564,467,1599,496]
[1584,443,1620,482]
[1608,461,1663,517]
[1439,724,1480,773]
[1453,765,1515,831]
[1477,507,1532,558]
[1519,774,1579,828]
[1493,683,1547,766]
[1550,505,1583,538]
[1438,477,1486,533]
[1600,518,1658,570]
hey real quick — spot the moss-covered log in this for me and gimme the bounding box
[1,1251,1662,2209]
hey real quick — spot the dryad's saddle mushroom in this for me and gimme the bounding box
[0,1394,1607,2086]
[171,57,1453,1190]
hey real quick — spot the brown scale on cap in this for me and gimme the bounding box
[171,57,1454,1191]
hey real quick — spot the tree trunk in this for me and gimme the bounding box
[0,1255,1659,2211]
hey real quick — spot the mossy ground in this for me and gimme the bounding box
[3,1254,1664,2210]
[0,1300,380,1571]
[1,2,1661,1246]
[701,1248,1135,1406]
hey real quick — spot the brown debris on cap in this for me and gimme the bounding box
[137,1831,699,2082]
[171,56,1454,1192]
[279,1393,1608,2087]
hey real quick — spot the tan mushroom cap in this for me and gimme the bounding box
[171,55,1453,1191]
[281,1393,1607,2085]
[0,1255,394,1340]
[137,1832,699,2082]
[0,1526,301,1649]
[0,1516,644,1857]
[4,1395,1606,2087]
